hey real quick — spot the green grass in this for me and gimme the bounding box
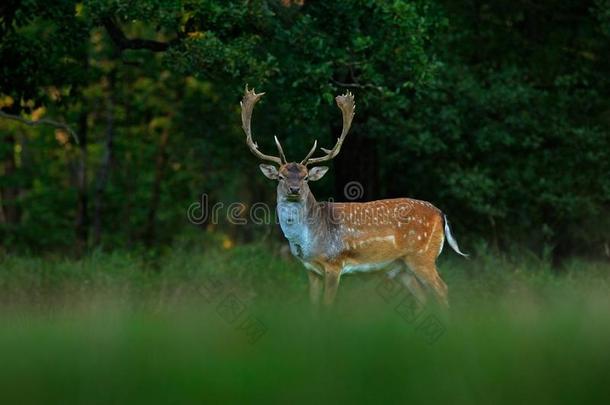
[1,245,610,404]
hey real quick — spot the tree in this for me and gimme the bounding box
[1,0,608,261]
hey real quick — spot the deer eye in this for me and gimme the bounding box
[278,175,285,181]
[304,176,309,181]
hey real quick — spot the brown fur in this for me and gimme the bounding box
[309,197,448,307]
[272,162,450,308]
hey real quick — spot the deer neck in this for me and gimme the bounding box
[277,190,325,260]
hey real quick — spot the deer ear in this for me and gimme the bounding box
[307,166,329,181]
[259,164,279,180]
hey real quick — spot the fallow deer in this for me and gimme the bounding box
[240,86,467,307]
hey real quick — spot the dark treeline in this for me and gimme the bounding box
[0,0,608,260]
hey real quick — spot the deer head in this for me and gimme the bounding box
[240,86,355,203]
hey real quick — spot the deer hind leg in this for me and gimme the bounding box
[386,261,426,305]
[398,270,428,308]
[404,258,449,308]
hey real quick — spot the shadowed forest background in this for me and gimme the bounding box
[1,0,609,260]
[1,2,610,403]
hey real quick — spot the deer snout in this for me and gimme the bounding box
[289,186,300,194]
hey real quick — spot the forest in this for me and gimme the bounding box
[1,0,608,261]
[1,1,610,403]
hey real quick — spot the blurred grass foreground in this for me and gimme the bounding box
[1,245,609,404]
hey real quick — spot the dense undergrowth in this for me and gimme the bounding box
[0,244,609,404]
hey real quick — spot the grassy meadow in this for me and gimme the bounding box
[1,242,609,404]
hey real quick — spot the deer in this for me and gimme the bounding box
[240,86,467,308]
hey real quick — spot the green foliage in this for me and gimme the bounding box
[1,248,610,403]
[0,0,89,108]
[0,0,608,259]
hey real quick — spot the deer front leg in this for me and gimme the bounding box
[323,266,342,307]
[307,271,323,306]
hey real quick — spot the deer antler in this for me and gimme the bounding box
[300,140,318,165]
[301,91,355,165]
[241,85,286,165]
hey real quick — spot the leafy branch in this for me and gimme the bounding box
[101,17,181,52]
[0,110,79,144]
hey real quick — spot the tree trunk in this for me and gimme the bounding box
[0,189,5,225]
[0,133,20,225]
[92,71,116,246]
[144,126,170,247]
[75,110,89,254]
[332,123,379,202]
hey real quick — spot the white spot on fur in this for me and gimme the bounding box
[367,235,395,244]
[342,260,394,275]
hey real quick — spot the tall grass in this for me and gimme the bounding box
[1,245,609,404]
